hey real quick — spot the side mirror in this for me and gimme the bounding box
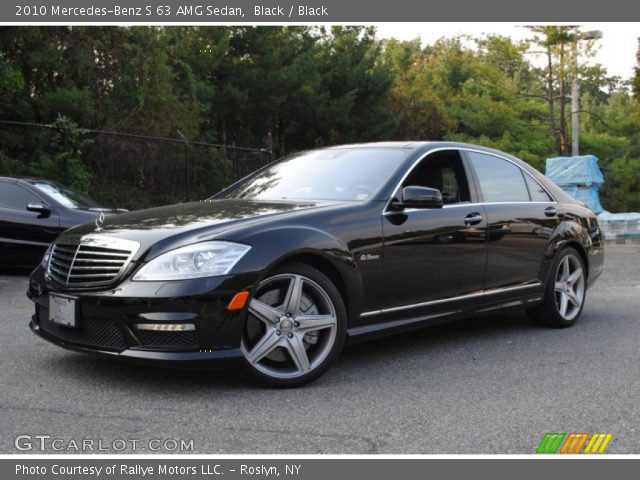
[27,202,51,217]
[400,186,443,209]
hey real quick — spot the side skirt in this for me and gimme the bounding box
[346,293,543,345]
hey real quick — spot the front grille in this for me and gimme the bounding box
[38,306,128,351]
[137,329,199,349]
[48,235,139,288]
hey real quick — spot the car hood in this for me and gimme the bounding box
[58,207,125,229]
[58,198,335,258]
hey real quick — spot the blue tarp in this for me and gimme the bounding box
[545,155,605,213]
[545,155,604,187]
[563,185,604,214]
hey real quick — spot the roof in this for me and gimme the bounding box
[0,175,50,183]
[326,141,425,149]
[323,141,511,153]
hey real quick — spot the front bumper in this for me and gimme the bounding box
[27,266,261,369]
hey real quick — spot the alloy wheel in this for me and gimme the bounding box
[554,254,585,321]
[241,273,338,379]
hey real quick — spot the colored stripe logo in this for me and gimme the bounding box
[537,432,612,454]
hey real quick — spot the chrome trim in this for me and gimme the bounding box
[360,281,542,317]
[136,323,196,332]
[383,146,557,214]
[66,241,81,284]
[47,235,140,288]
[383,201,558,216]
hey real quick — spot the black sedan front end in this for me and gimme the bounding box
[24,189,361,388]
[27,234,261,369]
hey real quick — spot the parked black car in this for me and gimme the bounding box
[0,176,124,268]
[27,142,604,387]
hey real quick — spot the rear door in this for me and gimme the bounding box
[464,151,560,290]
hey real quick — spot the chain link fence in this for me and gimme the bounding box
[0,119,273,210]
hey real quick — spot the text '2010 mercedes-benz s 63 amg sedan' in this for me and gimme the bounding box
[27,142,604,387]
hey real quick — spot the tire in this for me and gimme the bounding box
[240,262,347,388]
[527,247,587,328]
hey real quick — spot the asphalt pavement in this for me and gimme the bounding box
[1,245,638,454]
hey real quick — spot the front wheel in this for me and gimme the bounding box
[527,247,587,328]
[240,262,347,387]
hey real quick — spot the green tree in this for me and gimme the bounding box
[1,26,638,212]
[633,38,640,102]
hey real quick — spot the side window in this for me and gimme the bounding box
[0,182,40,210]
[403,150,471,204]
[523,173,553,202]
[467,152,530,203]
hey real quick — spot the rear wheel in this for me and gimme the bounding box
[240,262,346,387]
[527,247,587,328]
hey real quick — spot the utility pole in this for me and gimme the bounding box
[559,42,568,156]
[571,39,579,156]
[571,30,602,157]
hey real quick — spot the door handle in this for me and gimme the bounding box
[544,206,557,217]
[464,212,483,226]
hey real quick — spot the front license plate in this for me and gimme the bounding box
[49,293,78,328]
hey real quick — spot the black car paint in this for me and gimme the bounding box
[0,177,118,267]
[27,142,605,367]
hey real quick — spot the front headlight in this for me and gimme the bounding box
[132,241,251,281]
[41,244,53,269]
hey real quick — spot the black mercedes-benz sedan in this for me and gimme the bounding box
[0,176,125,268]
[27,142,604,387]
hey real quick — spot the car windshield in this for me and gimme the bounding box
[29,181,101,209]
[220,148,408,202]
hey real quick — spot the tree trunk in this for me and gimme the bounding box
[546,44,557,150]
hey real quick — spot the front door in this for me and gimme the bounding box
[380,150,488,319]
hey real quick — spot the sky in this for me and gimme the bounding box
[374,23,639,81]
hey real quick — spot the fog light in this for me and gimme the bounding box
[136,323,195,331]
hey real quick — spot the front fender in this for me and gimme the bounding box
[229,226,364,322]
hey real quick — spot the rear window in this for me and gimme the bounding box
[524,173,553,202]
[467,152,530,203]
